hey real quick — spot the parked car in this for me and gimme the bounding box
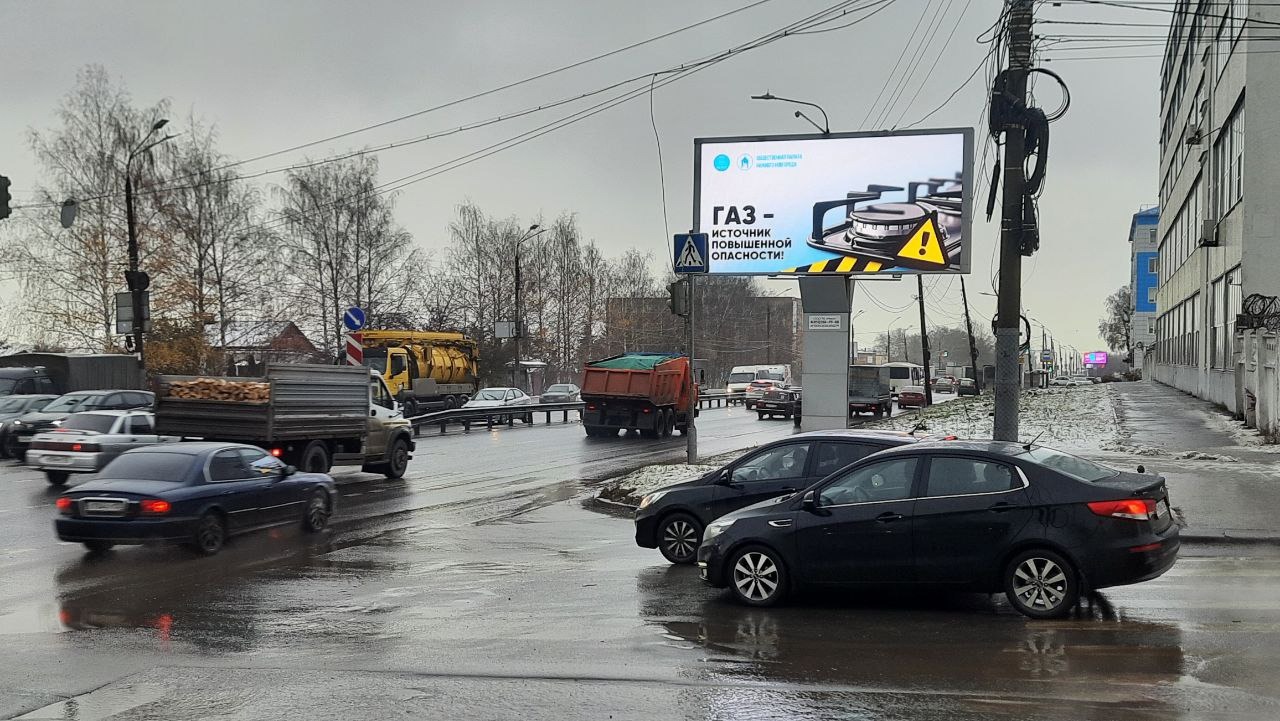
[1049,376,1089,387]
[933,377,956,394]
[0,394,58,459]
[540,383,581,403]
[755,387,801,423]
[957,378,978,396]
[27,410,180,486]
[696,440,1178,618]
[744,380,781,410]
[53,442,337,555]
[897,386,927,408]
[634,430,935,564]
[7,390,155,460]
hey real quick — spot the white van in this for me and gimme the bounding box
[726,364,793,396]
[883,362,925,397]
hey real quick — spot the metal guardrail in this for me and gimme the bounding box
[698,390,746,408]
[406,401,585,436]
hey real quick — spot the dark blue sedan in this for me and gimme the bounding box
[54,442,337,555]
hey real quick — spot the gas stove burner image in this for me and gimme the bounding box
[809,173,964,272]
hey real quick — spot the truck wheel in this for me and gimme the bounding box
[383,438,410,479]
[45,470,70,486]
[404,399,419,417]
[444,396,458,409]
[299,441,331,474]
[757,411,765,421]
[793,415,802,427]
[873,406,883,418]
[661,410,674,438]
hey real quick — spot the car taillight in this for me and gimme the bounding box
[641,407,652,414]
[1087,498,1156,521]
[69,443,102,452]
[586,404,597,411]
[270,448,283,457]
[140,499,171,515]
[55,497,73,514]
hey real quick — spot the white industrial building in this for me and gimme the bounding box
[1146,1,1278,412]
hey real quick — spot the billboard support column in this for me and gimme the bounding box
[686,274,697,464]
[799,276,853,431]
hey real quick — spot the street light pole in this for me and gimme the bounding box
[512,224,544,391]
[750,91,831,134]
[124,118,174,371]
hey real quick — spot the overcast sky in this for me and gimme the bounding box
[2,0,1161,358]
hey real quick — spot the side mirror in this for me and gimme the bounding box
[715,468,731,485]
[801,490,818,512]
[370,409,377,417]
[282,465,297,477]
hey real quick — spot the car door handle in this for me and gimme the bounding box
[988,502,1016,513]
[875,512,904,522]
[782,487,798,492]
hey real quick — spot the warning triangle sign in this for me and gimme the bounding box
[896,214,946,266]
[677,237,705,269]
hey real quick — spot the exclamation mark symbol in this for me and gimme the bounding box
[919,232,930,255]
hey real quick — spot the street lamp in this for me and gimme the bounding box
[124,118,177,369]
[886,315,905,362]
[750,91,831,134]
[513,223,546,390]
[850,308,867,361]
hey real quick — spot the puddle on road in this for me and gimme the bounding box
[15,682,166,720]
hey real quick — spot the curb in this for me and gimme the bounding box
[1180,529,1280,546]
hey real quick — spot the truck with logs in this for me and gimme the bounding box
[154,364,414,477]
[580,353,697,439]
[359,330,479,416]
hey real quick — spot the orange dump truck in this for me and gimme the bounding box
[580,353,698,439]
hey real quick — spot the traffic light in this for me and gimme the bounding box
[0,176,11,220]
[668,279,690,317]
[124,270,150,291]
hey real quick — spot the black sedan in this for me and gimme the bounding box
[0,394,57,458]
[635,430,936,564]
[697,440,1178,618]
[540,383,581,403]
[54,442,337,556]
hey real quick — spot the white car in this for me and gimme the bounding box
[27,410,179,486]
[1049,376,1089,387]
[463,387,532,409]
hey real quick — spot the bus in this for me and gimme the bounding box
[883,362,924,397]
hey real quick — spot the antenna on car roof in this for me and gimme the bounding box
[1022,430,1044,451]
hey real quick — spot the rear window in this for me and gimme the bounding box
[546,385,572,393]
[98,452,197,483]
[58,414,117,434]
[1020,446,1118,483]
[44,394,96,413]
[889,367,912,379]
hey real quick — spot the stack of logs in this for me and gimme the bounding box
[166,378,270,402]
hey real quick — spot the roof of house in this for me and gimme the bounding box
[206,321,315,351]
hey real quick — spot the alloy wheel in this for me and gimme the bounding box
[1012,556,1068,612]
[196,514,225,555]
[304,492,329,532]
[733,551,780,603]
[662,519,698,562]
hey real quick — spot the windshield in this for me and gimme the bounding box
[43,394,96,413]
[362,351,388,375]
[762,372,785,381]
[98,452,196,482]
[58,414,117,434]
[1021,445,1118,482]
[474,389,507,400]
[0,396,32,412]
[0,379,17,395]
[728,373,754,384]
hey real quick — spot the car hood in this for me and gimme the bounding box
[67,479,185,496]
[716,493,797,523]
[463,400,508,408]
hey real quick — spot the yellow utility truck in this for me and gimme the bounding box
[360,330,479,416]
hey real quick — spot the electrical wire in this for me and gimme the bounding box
[889,0,976,129]
[648,74,673,270]
[872,0,954,129]
[859,0,936,129]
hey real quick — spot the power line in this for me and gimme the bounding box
[889,0,976,129]
[859,0,936,129]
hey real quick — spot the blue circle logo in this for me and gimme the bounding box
[713,154,730,171]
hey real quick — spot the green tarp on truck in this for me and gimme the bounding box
[586,353,680,371]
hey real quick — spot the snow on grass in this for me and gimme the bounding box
[860,385,1121,452]
[596,448,754,506]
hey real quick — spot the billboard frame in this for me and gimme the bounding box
[692,127,974,276]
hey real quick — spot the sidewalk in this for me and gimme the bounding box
[1096,380,1280,544]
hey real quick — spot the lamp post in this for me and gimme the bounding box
[513,224,546,390]
[750,91,831,134]
[886,315,905,362]
[850,308,866,362]
[124,118,176,370]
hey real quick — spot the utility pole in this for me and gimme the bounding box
[917,276,933,406]
[686,275,697,463]
[993,0,1034,441]
[960,277,982,392]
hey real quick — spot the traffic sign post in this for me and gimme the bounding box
[673,233,709,274]
[344,333,364,366]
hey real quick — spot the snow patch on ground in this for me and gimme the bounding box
[1174,450,1239,462]
[1201,410,1279,449]
[596,448,754,506]
[859,385,1121,452]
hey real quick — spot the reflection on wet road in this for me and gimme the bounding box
[2,407,1280,719]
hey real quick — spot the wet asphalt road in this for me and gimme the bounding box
[3,403,1280,720]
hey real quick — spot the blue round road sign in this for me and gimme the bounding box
[343,307,366,331]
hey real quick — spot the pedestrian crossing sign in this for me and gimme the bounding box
[674,233,709,273]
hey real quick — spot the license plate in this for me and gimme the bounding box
[1156,499,1169,519]
[43,455,72,465]
[84,500,124,513]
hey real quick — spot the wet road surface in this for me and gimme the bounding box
[3,403,1280,719]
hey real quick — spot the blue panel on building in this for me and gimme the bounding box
[1135,251,1158,312]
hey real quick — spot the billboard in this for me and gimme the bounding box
[1084,351,1109,366]
[694,128,973,276]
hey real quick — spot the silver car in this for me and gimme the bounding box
[27,410,179,486]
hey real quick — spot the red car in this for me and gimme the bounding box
[897,385,927,408]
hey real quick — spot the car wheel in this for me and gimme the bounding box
[757,411,765,421]
[83,540,114,553]
[384,438,410,479]
[192,512,227,556]
[1004,549,1079,619]
[728,545,788,607]
[299,441,331,474]
[45,470,70,486]
[2,435,17,460]
[658,513,701,564]
[793,415,801,427]
[302,490,331,532]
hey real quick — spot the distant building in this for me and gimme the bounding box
[1130,206,1160,371]
[206,321,322,376]
[1147,2,1276,411]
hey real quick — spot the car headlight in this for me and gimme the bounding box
[702,519,735,543]
[637,490,669,510]
[50,419,61,426]
[10,420,20,427]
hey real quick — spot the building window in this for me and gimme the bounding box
[1147,287,1156,306]
[1215,98,1245,218]
[1227,266,1241,361]
[1147,257,1157,274]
